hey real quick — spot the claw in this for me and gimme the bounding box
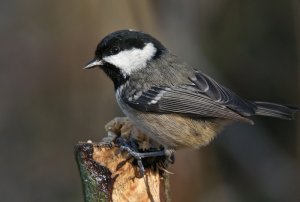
[137,160,145,177]
[119,145,146,177]
[116,137,170,177]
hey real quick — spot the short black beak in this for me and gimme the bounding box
[83,58,104,69]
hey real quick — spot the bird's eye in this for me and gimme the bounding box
[111,46,120,54]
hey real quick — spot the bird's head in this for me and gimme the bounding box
[84,29,167,88]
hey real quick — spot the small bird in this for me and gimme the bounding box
[84,29,298,173]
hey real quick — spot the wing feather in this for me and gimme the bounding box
[123,84,253,123]
[190,71,257,116]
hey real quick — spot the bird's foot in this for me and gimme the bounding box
[115,137,174,177]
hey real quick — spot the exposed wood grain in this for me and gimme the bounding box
[75,117,171,202]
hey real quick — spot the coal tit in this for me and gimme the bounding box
[84,29,298,163]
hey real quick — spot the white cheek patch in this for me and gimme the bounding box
[103,43,157,75]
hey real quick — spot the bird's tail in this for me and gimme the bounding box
[254,101,299,120]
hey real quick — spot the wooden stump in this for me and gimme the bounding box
[75,117,171,202]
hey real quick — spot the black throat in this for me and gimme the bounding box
[101,63,129,90]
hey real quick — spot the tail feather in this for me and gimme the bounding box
[254,101,299,120]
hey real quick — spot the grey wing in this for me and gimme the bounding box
[189,70,257,116]
[123,78,254,124]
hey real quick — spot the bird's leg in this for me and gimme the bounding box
[105,117,175,176]
[115,137,174,177]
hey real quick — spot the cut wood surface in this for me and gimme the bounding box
[75,117,171,202]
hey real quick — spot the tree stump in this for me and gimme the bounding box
[75,117,171,202]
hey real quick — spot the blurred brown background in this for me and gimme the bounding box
[1,0,299,201]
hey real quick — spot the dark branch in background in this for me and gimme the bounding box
[75,117,171,202]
